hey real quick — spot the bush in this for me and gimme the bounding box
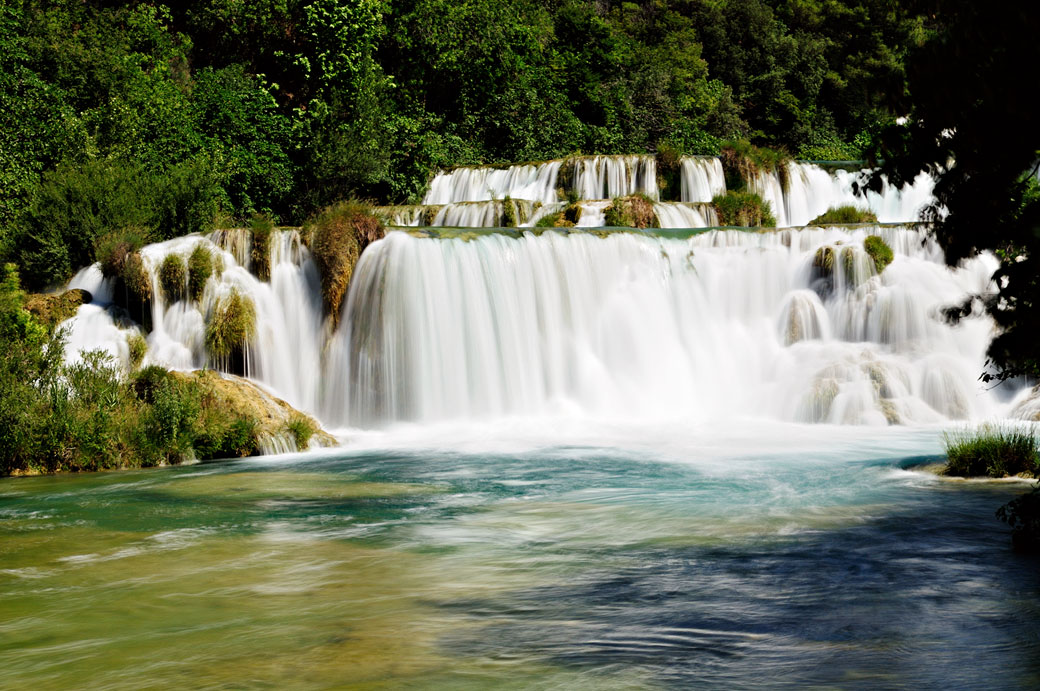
[159,254,187,302]
[712,191,776,227]
[942,424,1039,478]
[95,226,153,278]
[303,200,384,325]
[863,234,894,273]
[187,244,213,302]
[249,214,274,281]
[720,140,791,192]
[810,205,878,225]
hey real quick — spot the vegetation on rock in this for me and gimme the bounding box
[23,289,89,331]
[304,201,384,326]
[205,290,256,366]
[249,215,274,281]
[159,255,187,302]
[187,245,213,302]
[604,195,658,228]
[712,191,776,227]
[810,206,878,225]
[863,235,894,273]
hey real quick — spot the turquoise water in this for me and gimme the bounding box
[2,423,1039,688]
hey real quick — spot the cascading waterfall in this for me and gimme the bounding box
[385,155,933,229]
[680,156,726,202]
[329,226,1003,428]
[751,161,936,227]
[572,155,658,201]
[60,222,1016,434]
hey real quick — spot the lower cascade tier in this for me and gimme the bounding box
[66,226,1014,431]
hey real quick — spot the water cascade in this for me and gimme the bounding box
[751,162,936,227]
[381,155,933,229]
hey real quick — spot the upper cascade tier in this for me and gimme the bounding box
[404,155,934,229]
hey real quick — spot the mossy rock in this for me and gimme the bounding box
[536,202,582,228]
[422,205,443,227]
[502,197,518,228]
[810,205,878,225]
[249,215,274,281]
[604,194,659,229]
[720,140,791,192]
[23,289,91,331]
[864,235,894,273]
[304,201,385,326]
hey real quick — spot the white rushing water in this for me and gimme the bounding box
[751,162,936,227]
[680,156,726,203]
[60,222,1017,439]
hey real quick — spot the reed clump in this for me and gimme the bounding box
[187,244,213,302]
[942,424,1039,478]
[863,234,894,273]
[205,289,256,361]
[158,254,187,302]
[249,214,274,281]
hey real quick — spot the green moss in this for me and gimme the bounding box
[502,196,518,228]
[158,254,187,302]
[942,424,1039,478]
[187,244,213,302]
[422,205,442,227]
[536,202,582,228]
[864,234,894,273]
[127,331,147,370]
[249,214,274,281]
[205,290,256,360]
[303,200,385,326]
[810,205,878,225]
[712,191,776,227]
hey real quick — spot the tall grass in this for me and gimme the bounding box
[942,424,1039,478]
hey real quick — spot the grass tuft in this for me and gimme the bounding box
[863,234,894,273]
[249,215,274,281]
[159,254,187,302]
[810,205,878,225]
[942,424,1039,478]
[187,244,213,302]
[205,290,256,361]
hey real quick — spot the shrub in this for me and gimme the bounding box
[249,214,274,281]
[132,365,171,404]
[502,197,517,228]
[95,226,153,278]
[810,206,878,225]
[159,254,187,302]
[284,413,316,450]
[863,235,894,273]
[127,332,147,370]
[205,289,256,363]
[187,244,213,302]
[712,191,776,227]
[304,200,384,326]
[942,424,1039,478]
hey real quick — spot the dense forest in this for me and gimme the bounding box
[0,0,925,290]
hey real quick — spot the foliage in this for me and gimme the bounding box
[720,140,791,192]
[535,203,582,228]
[869,1,1040,382]
[863,234,894,273]
[810,206,878,225]
[127,332,147,370]
[712,191,776,227]
[304,200,384,325]
[187,244,213,302]
[997,485,1040,553]
[942,425,1039,478]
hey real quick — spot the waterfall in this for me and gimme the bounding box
[654,203,719,228]
[572,155,658,200]
[680,156,726,202]
[750,162,936,227]
[328,226,1001,427]
[59,223,1011,430]
[422,162,561,204]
